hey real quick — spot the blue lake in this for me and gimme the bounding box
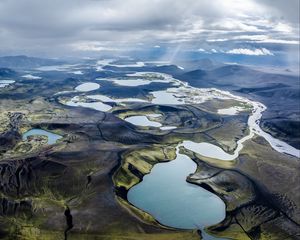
[22,129,62,144]
[127,147,226,239]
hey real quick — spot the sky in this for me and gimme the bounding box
[0,0,299,66]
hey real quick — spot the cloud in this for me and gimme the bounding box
[207,38,228,42]
[0,0,298,57]
[207,35,299,45]
[209,19,264,32]
[71,41,119,52]
[226,48,274,56]
[255,39,299,45]
[253,0,300,23]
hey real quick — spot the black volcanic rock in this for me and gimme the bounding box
[0,68,16,77]
[177,69,207,81]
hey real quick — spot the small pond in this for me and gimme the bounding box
[23,129,62,144]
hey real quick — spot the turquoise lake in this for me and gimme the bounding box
[22,129,62,144]
[127,147,226,239]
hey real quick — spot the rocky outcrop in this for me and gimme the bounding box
[0,112,23,152]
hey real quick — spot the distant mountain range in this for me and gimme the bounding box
[172,58,224,71]
[176,64,299,89]
[0,55,63,68]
